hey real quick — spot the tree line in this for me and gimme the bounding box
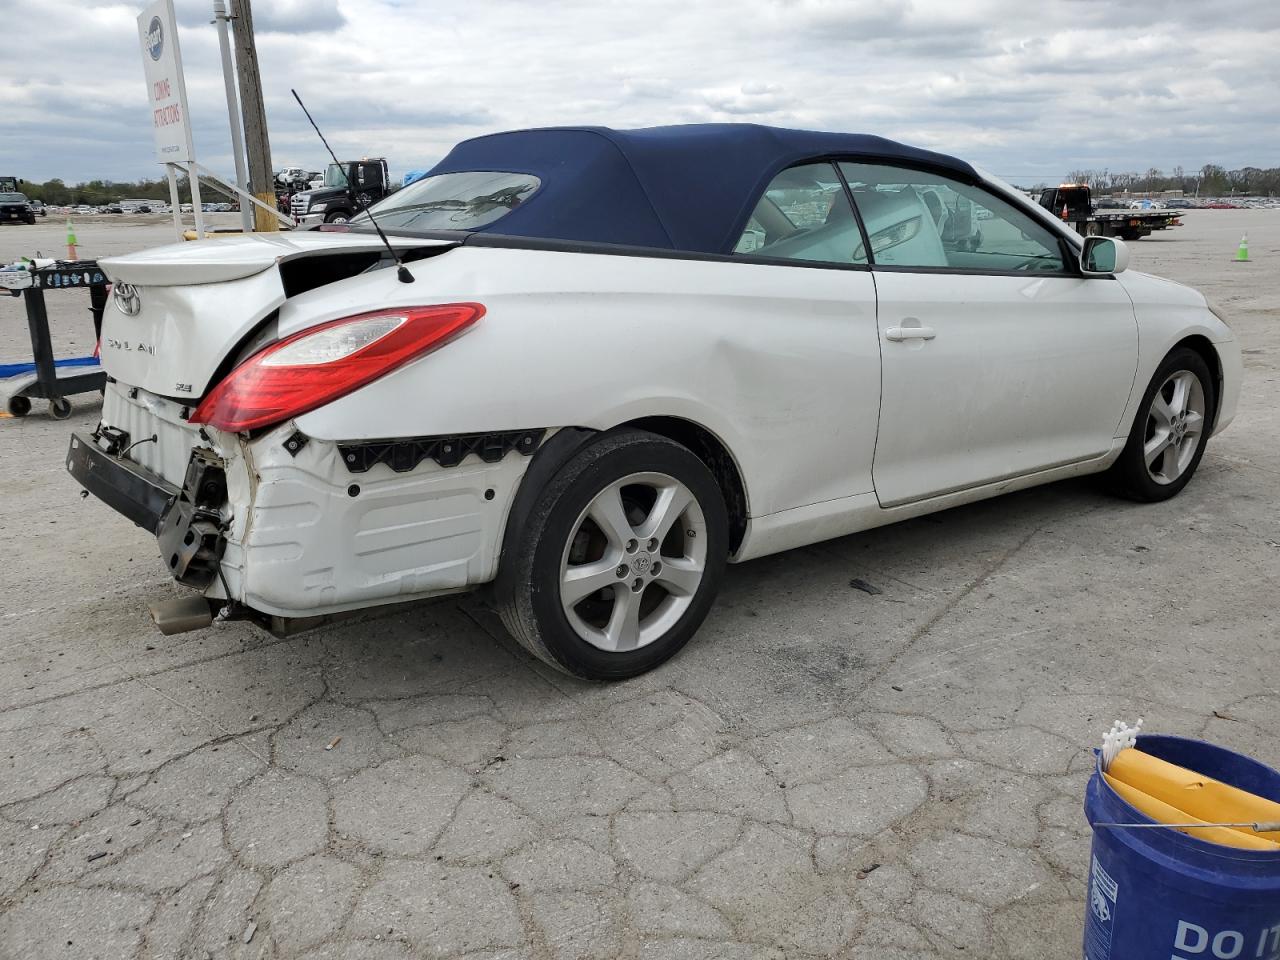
[15,175,205,206]
[1061,165,1279,196]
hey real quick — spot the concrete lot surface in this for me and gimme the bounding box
[1,213,1277,958]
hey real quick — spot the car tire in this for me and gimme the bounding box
[497,429,728,681]
[1107,347,1217,502]
[324,210,350,224]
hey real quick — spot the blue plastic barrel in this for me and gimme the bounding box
[1083,734,1280,960]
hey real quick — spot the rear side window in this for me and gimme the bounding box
[353,171,540,231]
[733,163,867,266]
[837,162,1066,272]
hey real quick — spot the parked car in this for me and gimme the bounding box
[27,198,47,217]
[0,192,36,224]
[69,124,1241,680]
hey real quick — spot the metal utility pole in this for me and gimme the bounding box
[229,0,277,231]
[212,0,252,233]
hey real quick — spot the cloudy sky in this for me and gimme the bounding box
[1,0,1277,187]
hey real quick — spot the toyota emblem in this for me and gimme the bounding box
[113,282,141,316]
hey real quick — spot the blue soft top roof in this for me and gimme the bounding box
[426,123,978,255]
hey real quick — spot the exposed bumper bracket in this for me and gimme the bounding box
[156,448,229,590]
[66,433,178,534]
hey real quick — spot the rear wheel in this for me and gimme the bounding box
[497,430,728,680]
[7,396,31,417]
[1108,347,1216,502]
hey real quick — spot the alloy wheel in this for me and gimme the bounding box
[1144,370,1206,485]
[559,472,707,652]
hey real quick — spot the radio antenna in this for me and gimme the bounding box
[291,89,413,283]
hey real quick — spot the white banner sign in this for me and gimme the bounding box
[138,0,194,164]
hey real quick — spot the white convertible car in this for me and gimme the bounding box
[69,125,1240,680]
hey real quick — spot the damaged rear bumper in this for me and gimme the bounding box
[66,433,178,534]
[67,432,228,589]
[68,382,542,622]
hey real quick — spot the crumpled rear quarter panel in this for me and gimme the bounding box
[220,425,533,617]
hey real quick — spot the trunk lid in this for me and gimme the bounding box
[98,231,453,399]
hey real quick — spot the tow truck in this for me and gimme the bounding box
[290,158,391,225]
[1038,184,1184,240]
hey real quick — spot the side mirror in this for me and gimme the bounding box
[1080,235,1129,276]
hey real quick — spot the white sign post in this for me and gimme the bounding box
[137,0,205,239]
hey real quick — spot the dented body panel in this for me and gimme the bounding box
[222,421,530,617]
[284,246,882,517]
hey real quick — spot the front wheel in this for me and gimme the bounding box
[1107,347,1216,502]
[323,210,350,224]
[497,430,728,680]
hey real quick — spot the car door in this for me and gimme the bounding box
[725,161,882,512]
[837,161,1139,508]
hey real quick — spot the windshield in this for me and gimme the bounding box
[0,193,26,203]
[350,171,540,231]
[323,164,349,188]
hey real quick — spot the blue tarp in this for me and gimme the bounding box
[426,124,977,255]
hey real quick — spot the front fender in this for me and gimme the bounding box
[1114,270,1238,438]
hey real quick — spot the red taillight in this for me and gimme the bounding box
[191,302,484,432]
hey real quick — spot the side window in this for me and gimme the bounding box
[733,163,867,265]
[837,162,1067,273]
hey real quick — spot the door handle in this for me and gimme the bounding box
[885,325,937,342]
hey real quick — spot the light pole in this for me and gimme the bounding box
[212,0,253,232]
[230,0,277,232]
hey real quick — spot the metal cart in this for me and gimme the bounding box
[1,260,109,419]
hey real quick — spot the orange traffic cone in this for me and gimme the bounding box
[65,218,78,260]
[1061,203,1069,221]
